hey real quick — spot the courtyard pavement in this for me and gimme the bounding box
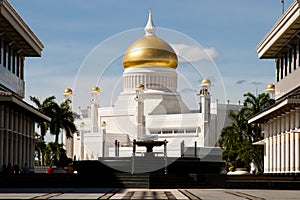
[0,188,299,199]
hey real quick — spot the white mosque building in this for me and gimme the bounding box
[67,11,242,160]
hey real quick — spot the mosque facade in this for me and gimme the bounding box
[69,11,241,160]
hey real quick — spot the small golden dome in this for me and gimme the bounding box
[63,88,73,95]
[136,84,145,90]
[201,78,211,86]
[91,86,101,93]
[266,84,275,91]
[123,36,178,69]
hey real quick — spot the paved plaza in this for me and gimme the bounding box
[0,188,299,199]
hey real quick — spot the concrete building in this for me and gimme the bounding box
[0,0,49,169]
[249,0,300,174]
[71,10,241,160]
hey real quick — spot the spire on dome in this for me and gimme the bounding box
[144,9,156,36]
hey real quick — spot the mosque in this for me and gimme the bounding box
[66,10,242,161]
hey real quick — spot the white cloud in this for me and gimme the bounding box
[170,44,218,63]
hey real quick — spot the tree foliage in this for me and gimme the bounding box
[218,92,275,172]
[30,96,78,143]
[34,132,47,166]
[30,96,56,140]
[44,142,72,167]
[49,99,78,143]
[31,96,78,164]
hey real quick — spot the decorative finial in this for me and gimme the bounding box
[63,88,73,95]
[144,9,156,36]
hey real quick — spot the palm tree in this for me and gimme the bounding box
[219,92,275,172]
[242,92,275,171]
[45,142,71,167]
[30,96,56,140]
[30,96,57,165]
[49,99,78,143]
[243,92,275,116]
[218,109,251,169]
[34,132,46,166]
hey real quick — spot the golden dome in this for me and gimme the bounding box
[63,88,73,95]
[91,86,101,93]
[201,78,211,86]
[122,10,178,69]
[266,84,275,91]
[122,36,178,69]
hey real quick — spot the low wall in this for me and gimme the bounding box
[1,173,300,189]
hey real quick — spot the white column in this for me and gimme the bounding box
[276,117,281,172]
[290,131,295,172]
[264,122,269,173]
[295,108,300,173]
[273,135,277,173]
[273,119,277,173]
[285,132,290,172]
[270,135,273,173]
[281,114,285,172]
[295,131,300,172]
[277,134,281,172]
[281,132,285,172]
[287,109,296,172]
[268,119,274,172]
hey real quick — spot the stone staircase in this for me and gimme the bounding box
[72,158,225,188]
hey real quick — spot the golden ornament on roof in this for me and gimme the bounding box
[266,84,275,91]
[63,88,73,95]
[201,78,211,86]
[91,86,101,93]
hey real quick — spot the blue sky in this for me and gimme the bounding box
[9,0,293,109]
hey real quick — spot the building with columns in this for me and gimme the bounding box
[71,10,241,160]
[249,0,300,174]
[0,0,49,169]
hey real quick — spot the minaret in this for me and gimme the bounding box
[90,86,100,133]
[135,84,145,140]
[199,78,211,146]
[63,88,74,159]
[63,88,73,110]
[265,83,275,99]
